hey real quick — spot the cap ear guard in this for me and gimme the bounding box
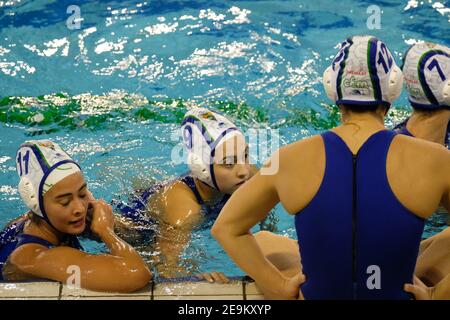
[187,152,214,188]
[183,124,214,188]
[187,152,209,181]
[386,65,404,103]
[323,66,337,102]
[442,79,450,106]
[18,176,40,216]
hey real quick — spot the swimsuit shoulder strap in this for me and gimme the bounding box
[180,175,204,205]
[16,233,83,250]
[15,233,54,249]
[393,118,414,137]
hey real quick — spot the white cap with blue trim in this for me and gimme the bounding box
[181,108,243,191]
[16,140,81,221]
[402,42,450,110]
[323,35,403,107]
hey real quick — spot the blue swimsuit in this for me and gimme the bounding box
[112,174,230,237]
[0,219,82,281]
[295,130,425,299]
[393,119,414,137]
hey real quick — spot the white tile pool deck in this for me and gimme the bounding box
[0,278,265,300]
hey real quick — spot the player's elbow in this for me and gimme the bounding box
[211,221,227,242]
[117,265,152,293]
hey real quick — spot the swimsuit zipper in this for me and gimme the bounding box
[352,154,358,299]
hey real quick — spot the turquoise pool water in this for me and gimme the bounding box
[0,0,448,278]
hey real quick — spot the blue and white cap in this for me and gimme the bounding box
[323,35,403,107]
[181,108,243,191]
[16,140,81,223]
[402,42,450,110]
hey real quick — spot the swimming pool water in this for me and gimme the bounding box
[0,0,449,277]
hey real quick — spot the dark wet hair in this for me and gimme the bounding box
[28,211,42,225]
[340,104,390,114]
[412,105,450,112]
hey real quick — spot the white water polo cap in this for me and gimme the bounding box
[402,42,450,110]
[181,108,243,191]
[323,35,403,107]
[16,140,81,221]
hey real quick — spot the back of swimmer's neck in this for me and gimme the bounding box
[339,105,386,127]
[337,107,386,134]
[407,109,450,145]
[332,106,387,154]
[341,107,385,123]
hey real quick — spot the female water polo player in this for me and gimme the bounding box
[395,41,450,299]
[0,140,151,292]
[212,35,450,299]
[250,40,450,300]
[394,41,449,146]
[114,108,257,282]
